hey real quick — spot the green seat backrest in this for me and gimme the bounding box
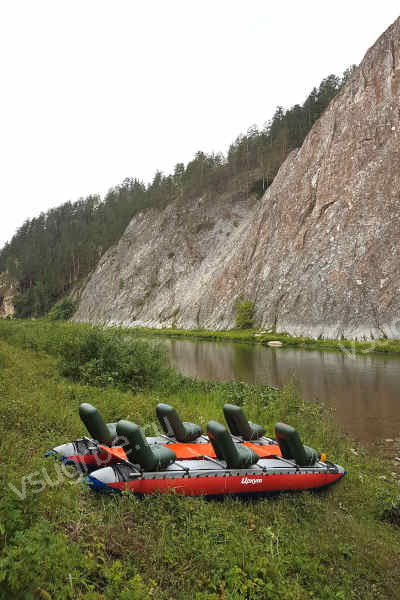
[207,421,259,469]
[223,404,265,440]
[156,403,202,442]
[117,420,176,471]
[275,423,319,466]
[79,403,117,445]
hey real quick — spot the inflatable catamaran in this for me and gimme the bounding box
[86,420,345,497]
[48,403,345,497]
[49,402,282,468]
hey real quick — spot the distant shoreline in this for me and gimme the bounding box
[132,326,400,357]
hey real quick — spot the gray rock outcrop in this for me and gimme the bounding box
[0,273,16,319]
[74,17,400,340]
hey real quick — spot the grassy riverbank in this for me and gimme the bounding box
[133,326,400,356]
[0,320,400,599]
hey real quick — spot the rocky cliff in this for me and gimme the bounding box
[74,17,400,340]
[0,274,16,319]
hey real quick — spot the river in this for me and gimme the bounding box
[162,337,400,445]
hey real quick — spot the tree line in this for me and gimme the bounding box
[0,67,355,318]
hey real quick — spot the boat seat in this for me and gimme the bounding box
[223,404,265,441]
[79,403,118,445]
[156,403,202,442]
[207,421,259,469]
[117,420,176,471]
[275,423,320,466]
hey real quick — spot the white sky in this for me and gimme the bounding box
[0,1,399,248]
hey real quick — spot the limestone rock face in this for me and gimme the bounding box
[74,18,400,340]
[0,274,16,319]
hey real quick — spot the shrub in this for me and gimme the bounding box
[12,292,32,319]
[59,327,172,392]
[0,520,82,599]
[48,298,76,321]
[235,299,255,329]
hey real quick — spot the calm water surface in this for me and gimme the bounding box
[163,338,400,445]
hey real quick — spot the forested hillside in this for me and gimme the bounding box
[0,69,353,318]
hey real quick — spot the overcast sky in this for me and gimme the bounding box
[0,1,399,248]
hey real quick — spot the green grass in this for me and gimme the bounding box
[131,326,400,356]
[0,320,400,598]
[2,319,400,356]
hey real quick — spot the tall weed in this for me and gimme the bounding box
[59,327,172,391]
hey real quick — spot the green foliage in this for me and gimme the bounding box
[0,320,173,392]
[0,516,154,600]
[249,177,271,198]
[0,321,400,598]
[235,299,255,329]
[12,291,35,319]
[48,298,76,321]
[0,520,82,599]
[59,327,172,391]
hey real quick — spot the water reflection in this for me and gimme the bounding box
[165,338,400,444]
